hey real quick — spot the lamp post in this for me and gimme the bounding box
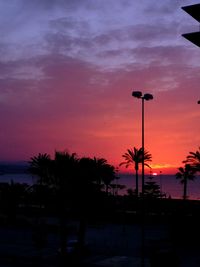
[132,91,153,195]
[132,91,153,267]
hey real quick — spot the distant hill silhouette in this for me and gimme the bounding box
[0,161,28,174]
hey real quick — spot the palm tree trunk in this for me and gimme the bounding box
[135,169,139,197]
[58,188,67,262]
[183,177,187,200]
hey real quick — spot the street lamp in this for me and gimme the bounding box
[132,91,153,195]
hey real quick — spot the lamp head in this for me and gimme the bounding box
[132,91,142,98]
[143,93,153,101]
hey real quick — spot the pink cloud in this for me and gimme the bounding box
[0,0,199,173]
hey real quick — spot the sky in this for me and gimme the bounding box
[0,0,200,174]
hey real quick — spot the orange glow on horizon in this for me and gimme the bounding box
[118,163,179,175]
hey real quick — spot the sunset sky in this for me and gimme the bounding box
[0,0,200,174]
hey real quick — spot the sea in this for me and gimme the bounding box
[117,173,200,200]
[0,170,200,200]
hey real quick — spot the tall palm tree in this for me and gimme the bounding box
[93,157,116,195]
[120,147,152,197]
[76,156,117,249]
[53,151,78,190]
[76,156,99,250]
[52,151,79,258]
[28,153,52,211]
[101,164,116,195]
[28,153,52,255]
[28,153,52,185]
[183,147,200,173]
[176,164,196,200]
[77,157,117,194]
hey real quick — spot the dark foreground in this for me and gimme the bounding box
[0,198,200,267]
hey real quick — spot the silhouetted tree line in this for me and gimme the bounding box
[176,147,200,200]
[0,151,125,261]
[121,146,200,200]
[28,150,123,258]
[0,147,199,263]
[0,146,199,223]
[28,151,121,209]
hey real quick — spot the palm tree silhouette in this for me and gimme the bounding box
[176,164,196,200]
[28,153,51,185]
[28,153,52,210]
[28,151,119,257]
[52,151,79,258]
[91,157,108,188]
[28,153,52,255]
[120,147,152,197]
[76,156,101,250]
[53,151,78,190]
[76,156,117,248]
[183,147,200,173]
[96,158,116,195]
